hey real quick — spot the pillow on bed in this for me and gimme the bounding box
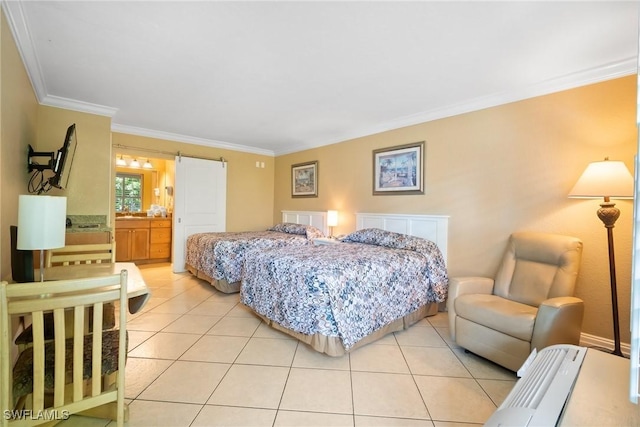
[341,228,401,245]
[341,228,438,254]
[268,223,324,239]
[304,226,325,239]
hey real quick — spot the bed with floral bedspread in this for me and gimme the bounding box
[240,228,448,356]
[185,223,324,293]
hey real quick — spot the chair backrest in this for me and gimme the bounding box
[493,231,583,307]
[0,271,127,426]
[46,243,115,267]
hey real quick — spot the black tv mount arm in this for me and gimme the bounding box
[27,144,55,172]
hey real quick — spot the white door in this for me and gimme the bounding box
[173,156,226,273]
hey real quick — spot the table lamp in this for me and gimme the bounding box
[17,195,67,282]
[568,158,634,357]
[327,210,338,238]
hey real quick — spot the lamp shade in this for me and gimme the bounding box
[327,210,339,227]
[568,159,634,199]
[17,195,67,250]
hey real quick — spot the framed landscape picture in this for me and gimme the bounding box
[373,141,424,195]
[292,161,318,197]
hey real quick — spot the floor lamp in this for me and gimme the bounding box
[569,158,634,357]
[17,195,67,282]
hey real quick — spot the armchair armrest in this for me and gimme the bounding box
[531,296,584,351]
[448,276,494,301]
[447,276,494,340]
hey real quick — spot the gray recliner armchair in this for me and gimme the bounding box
[447,231,584,372]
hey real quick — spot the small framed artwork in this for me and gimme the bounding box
[292,161,318,198]
[373,141,424,195]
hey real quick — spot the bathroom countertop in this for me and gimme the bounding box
[66,215,111,233]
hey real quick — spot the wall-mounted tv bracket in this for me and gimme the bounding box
[27,144,55,172]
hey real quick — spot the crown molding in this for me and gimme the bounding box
[111,124,275,157]
[2,0,47,100]
[275,57,637,155]
[41,94,118,117]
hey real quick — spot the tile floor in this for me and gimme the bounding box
[61,263,518,427]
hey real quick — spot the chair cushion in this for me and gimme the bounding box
[455,294,537,341]
[14,304,116,346]
[12,329,127,401]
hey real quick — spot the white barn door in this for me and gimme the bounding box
[173,156,226,273]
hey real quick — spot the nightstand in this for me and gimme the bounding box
[313,237,341,245]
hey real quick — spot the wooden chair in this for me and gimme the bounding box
[0,271,128,426]
[15,243,117,351]
[45,243,115,267]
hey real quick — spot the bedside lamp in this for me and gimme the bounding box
[327,210,339,238]
[569,158,634,357]
[17,195,67,282]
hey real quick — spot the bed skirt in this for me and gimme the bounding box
[186,264,240,293]
[249,302,439,357]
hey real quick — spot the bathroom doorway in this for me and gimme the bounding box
[114,154,175,216]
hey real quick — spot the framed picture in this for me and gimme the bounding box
[373,141,424,195]
[292,161,318,197]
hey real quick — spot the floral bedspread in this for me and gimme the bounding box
[185,224,323,283]
[240,229,448,350]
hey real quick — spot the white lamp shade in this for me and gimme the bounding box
[17,195,67,250]
[327,210,339,227]
[568,160,634,199]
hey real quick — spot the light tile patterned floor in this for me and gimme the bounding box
[61,263,517,427]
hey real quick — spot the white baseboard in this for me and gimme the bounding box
[580,332,630,357]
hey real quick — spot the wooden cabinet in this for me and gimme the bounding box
[115,218,171,264]
[114,229,131,261]
[66,231,111,245]
[115,219,150,262]
[149,219,172,260]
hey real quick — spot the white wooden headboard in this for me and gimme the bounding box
[355,213,449,264]
[281,210,328,236]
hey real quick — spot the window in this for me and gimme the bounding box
[115,173,143,212]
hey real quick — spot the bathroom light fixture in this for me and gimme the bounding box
[116,155,127,166]
[143,159,153,169]
[130,158,140,168]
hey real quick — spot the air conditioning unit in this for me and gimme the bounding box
[485,344,587,427]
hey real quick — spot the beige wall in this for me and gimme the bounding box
[274,76,638,344]
[35,106,112,217]
[0,10,39,281]
[112,133,274,231]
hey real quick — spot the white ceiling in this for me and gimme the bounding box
[4,1,638,156]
